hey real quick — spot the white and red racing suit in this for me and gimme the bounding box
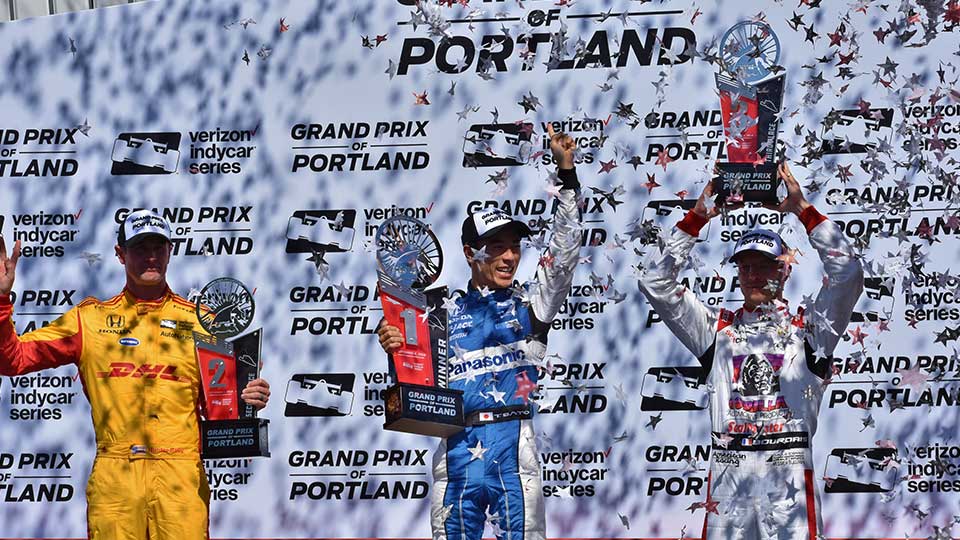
[638,207,864,540]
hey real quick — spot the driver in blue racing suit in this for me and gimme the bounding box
[377,125,581,540]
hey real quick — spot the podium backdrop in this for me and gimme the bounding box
[1,0,958,537]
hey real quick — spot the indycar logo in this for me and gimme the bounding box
[639,200,711,245]
[850,276,895,323]
[639,366,708,411]
[284,373,356,417]
[111,132,181,175]
[285,210,357,255]
[462,123,535,168]
[820,108,894,155]
[823,447,899,493]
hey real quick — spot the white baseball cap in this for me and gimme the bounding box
[118,209,172,247]
[729,228,784,263]
[461,208,532,246]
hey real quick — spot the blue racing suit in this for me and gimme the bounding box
[431,169,581,540]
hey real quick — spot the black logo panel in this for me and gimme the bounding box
[285,210,357,254]
[850,277,895,323]
[639,366,708,411]
[284,373,356,417]
[823,447,898,493]
[820,109,894,155]
[110,132,181,175]
[462,123,534,167]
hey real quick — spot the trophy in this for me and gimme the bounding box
[193,277,270,458]
[712,20,787,205]
[375,216,464,437]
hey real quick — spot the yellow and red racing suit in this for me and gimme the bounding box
[0,288,210,540]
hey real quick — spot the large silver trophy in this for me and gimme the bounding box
[713,20,787,204]
[193,277,269,458]
[375,216,464,437]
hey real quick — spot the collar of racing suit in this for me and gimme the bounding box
[121,286,173,314]
[462,279,520,300]
[735,300,805,328]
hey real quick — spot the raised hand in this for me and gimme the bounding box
[692,177,736,220]
[767,161,812,217]
[546,123,576,170]
[0,236,21,297]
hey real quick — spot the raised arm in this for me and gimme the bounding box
[637,182,720,359]
[0,236,82,375]
[527,124,582,325]
[773,163,864,357]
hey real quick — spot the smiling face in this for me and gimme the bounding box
[735,251,788,309]
[116,236,173,289]
[464,228,522,290]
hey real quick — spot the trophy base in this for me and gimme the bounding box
[383,383,465,438]
[200,418,270,459]
[713,162,782,205]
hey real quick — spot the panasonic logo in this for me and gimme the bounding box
[450,350,526,376]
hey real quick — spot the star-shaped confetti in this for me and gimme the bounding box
[468,440,488,461]
[518,91,541,113]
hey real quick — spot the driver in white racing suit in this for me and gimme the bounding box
[638,162,864,540]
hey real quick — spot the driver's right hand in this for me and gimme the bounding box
[377,320,403,353]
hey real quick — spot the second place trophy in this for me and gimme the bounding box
[193,277,270,458]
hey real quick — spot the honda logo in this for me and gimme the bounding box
[106,314,125,328]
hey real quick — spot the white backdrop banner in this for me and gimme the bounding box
[0,0,959,538]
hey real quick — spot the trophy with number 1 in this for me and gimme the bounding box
[375,216,464,437]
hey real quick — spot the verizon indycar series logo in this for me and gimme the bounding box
[462,123,534,168]
[823,447,898,493]
[286,210,356,256]
[0,210,81,259]
[640,367,708,411]
[111,132,181,175]
[639,200,711,245]
[820,108,894,155]
[284,374,356,417]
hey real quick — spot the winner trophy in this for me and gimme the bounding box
[193,277,270,458]
[713,20,787,205]
[375,216,464,437]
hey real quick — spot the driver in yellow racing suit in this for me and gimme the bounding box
[0,210,272,540]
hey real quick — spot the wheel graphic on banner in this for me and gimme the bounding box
[196,277,255,339]
[375,216,444,289]
[719,21,781,85]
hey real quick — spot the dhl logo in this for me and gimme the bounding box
[96,362,189,382]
